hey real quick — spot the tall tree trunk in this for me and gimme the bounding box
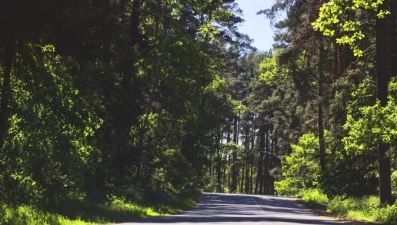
[264,126,270,194]
[240,164,245,193]
[216,147,223,193]
[226,125,231,191]
[256,117,265,195]
[87,0,113,200]
[209,133,214,180]
[318,39,326,174]
[216,127,223,192]
[231,116,238,192]
[130,0,150,182]
[0,43,15,204]
[0,43,13,150]
[270,134,275,195]
[245,126,250,194]
[250,154,254,194]
[250,118,256,194]
[222,141,227,191]
[245,154,250,193]
[375,0,396,205]
[254,168,259,194]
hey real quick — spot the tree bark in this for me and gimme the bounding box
[0,42,13,150]
[250,118,256,194]
[264,126,270,194]
[318,40,326,175]
[240,164,244,193]
[231,116,238,192]
[270,134,275,195]
[245,126,250,193]
[375,0,396,205]
[216,147,223,193]
[256,117,265,195]
[216,128,223,193]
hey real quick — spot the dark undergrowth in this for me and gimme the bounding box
[0,188,202,225]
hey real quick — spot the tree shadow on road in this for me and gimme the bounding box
[133,215,343,224]
[124,193,345,224]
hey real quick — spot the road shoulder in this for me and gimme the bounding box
[296,199,379,225]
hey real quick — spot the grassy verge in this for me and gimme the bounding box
[297,189,397,224]
[0,204,96,225]
[0,188,202,225]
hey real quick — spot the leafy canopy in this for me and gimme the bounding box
[343,78,397,154]
[312,0,389,57]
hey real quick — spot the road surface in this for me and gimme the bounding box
[116,192,348,224]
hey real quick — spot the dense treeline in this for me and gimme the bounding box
[0,0,253,207]
[2,0,397,222]
[249,0,397,207]
[206,0,397,211]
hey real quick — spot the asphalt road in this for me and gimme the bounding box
[116,192,348,225]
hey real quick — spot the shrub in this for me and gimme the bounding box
[275,133,320,195]
[298,189,329,204]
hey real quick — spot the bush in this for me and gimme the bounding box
[298,189,328,204]
[275,133,320,195]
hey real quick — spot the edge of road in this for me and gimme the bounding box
[296,199,379,225]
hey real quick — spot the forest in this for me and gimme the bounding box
[1,0,397,224]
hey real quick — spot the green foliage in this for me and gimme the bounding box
[0,0,245,220]
[275,133,320,196]
[391,171,397,195]
[343,78,397,154]
[297,189,329,204]
[376,204,397,224]
[328,195,397,224]
[298,189,397,224]
[0,44,102,204]
[316,77,378,198]
[343,101,393,152]
[259,50,283,84]
[223,141,242,154]
[0,189,201,225]
[321,145,378,198]
[313,0,389,57]
[0,204,96,225]
[328,195,379,221]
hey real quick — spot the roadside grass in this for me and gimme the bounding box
[328,196,379,222]
[297,188,397,224]
[0,204,96,225]
[0,188,202,225]
[297,189,329,204]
